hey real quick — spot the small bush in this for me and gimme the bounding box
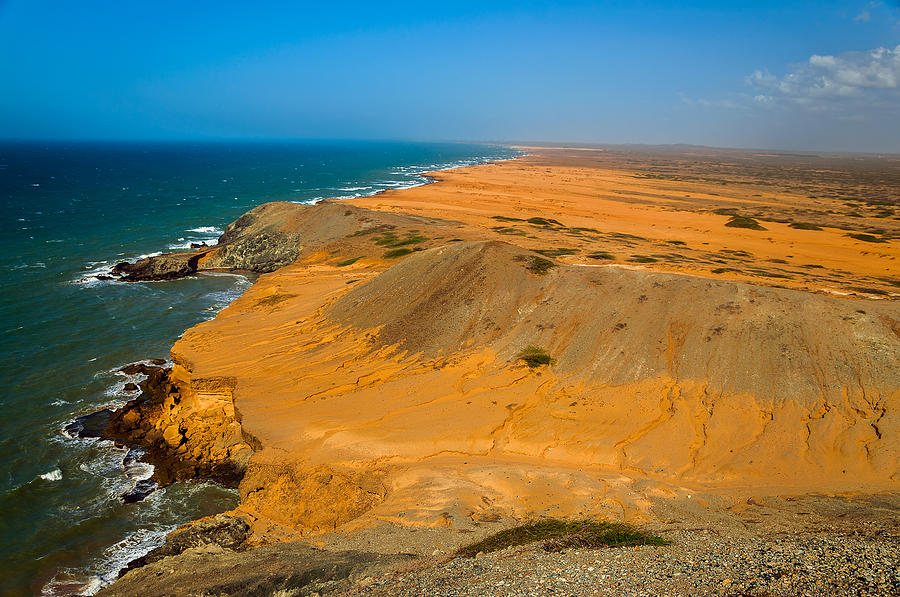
[725,216,766,230]
[491,215,525,222]
[383,247,415,258]
[455,519,668,558]
[525,256,556,275]
[527,217,563,227]
[629,255,658,264]
[336,256,362,267]
[789,222,822,230]
[350,224,395,237]
[587,251,614,260]
[519,345,555,368]
[493,226,528,235]
[847,233,887,243]
[534,248,577,257]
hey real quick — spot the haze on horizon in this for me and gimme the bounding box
[1,0,899,153]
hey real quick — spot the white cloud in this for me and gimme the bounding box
[746,44,900,108]
[854,9,871,21]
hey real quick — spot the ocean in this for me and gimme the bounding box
[0,140,517,596]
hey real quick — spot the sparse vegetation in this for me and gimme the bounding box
[847,233,887,243]
[349,224,395,237]
[587,251,614,260]
[492,226,528,235]
[534,247,577,257]
[374,232,428,247]
[455,519,667,558]
[629,255,658,263]
[788,222,822,230]
[527,217,564,227]
[725,215,767,230]
[518,345,555,368]
[336,256,362,267]
[491,215,525,222]
[520,255,556,275]
[383,247,415,258]
[666,240,686,246]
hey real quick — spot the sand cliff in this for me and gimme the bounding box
[99,147,899,595]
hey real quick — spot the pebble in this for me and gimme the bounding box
[344,527,900,597]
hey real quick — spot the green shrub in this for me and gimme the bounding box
[527,217,563,227]
[788,222,822,230]
[534,248,577,257]
[629,255,658,263]
[847,233,887,243]
[725,216,766,230]
[336,256,362,267]
[383,247,415,258]
[519,345,555,368]
[525,256,556,275]
[455,519,668,557]
[587,251,614,260]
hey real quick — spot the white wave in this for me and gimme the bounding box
[41,524,173,596]
[40,468,63,482]
[334,186,372,191]
[165,238,217,250]
[186,226,223,234]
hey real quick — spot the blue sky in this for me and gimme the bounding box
[1,0,899,151]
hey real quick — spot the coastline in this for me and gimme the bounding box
[85,145,899,596]
[44,146,519,595]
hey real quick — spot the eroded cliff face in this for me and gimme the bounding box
[130,238,898,539]
[106,362,254,487]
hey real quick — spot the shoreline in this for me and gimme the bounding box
[80,145,899,596]
[50,146,520,594]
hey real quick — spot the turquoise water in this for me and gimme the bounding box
[0,140,517,596]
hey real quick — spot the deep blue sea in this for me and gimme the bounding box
[0,140,517,596]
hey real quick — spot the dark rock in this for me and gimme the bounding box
[119,363,160,376]
[118,514,250,576]
[123,382,139,392]
[96,275,114,280]
[112,250,207,282]
[122,479,157,504]
[189,242,208,248]
[150,358,167,366]
[65,409,112,439]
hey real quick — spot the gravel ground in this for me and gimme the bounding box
[343,527,900,597]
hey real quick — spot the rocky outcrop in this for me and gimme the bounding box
[196,202,305,272]
[105,362,253,487]
[118,514,251,575]
[97,540,412,597]
[112,250,208,281]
